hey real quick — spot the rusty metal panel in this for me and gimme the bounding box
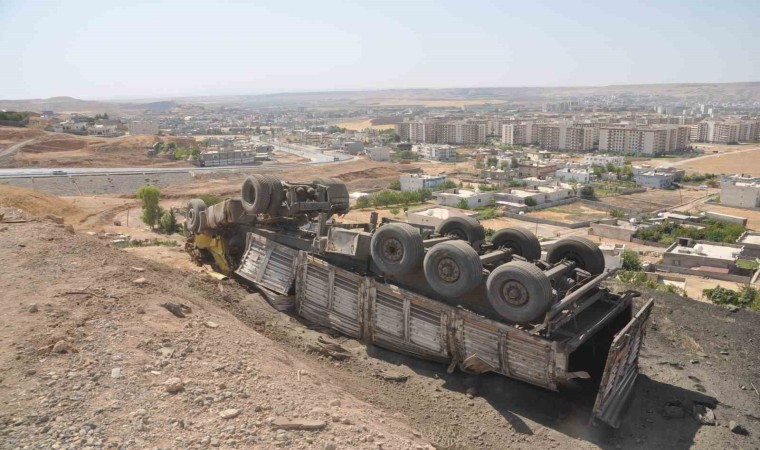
[296,257,364,338]
[371,283,450,361]
[236,234,299,295]
[592,298,654,428]
[460,317,502,372]
[503,331,554,389]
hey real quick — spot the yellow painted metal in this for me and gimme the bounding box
[194,233,231,275]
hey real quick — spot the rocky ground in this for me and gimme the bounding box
[1,212,759,450]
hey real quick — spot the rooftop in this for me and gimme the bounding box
[667,241,742,261]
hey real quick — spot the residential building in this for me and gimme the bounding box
[737,232,760,258]
[635,171,675,189]
[128,121,159,135]
[343,141,365,155]
[435,189,494,209]
[366,146,390,161]
[662,238,743,272]
[405,207,477,228]
[720,175,760,208]
[481,168,512,181]
[536,123,594,152]
[494,185,571,207]
[584,154,625,167]
[414,144,457,161]
[518,163,558,179]
[399,174,447,191]
[554,168,592,183]
[502,123,536,145]
[691,120,760,144]
[599,125,690,154]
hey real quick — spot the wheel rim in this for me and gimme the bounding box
[436,256,461,283]
[246,185,256,203]
[187,208,196,227]
[446,228,467,240]
[501,280,529,306]
[381,237,404,263]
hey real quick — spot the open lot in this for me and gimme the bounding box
[598,188,710,213]
[674,146,760,176]
[526,202,610,223]
[336,118,396,131]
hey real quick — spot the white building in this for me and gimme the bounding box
[583,154,625,167]
[720,175,760,209]
[406,207,477,228]
[399,174,447,191]
[554,168,592,183]
[434,189,494,209]
[634,171,675,189]
[494,185,571,207]
[599,125,690,155]
[128,121,159,135]
[413,144,457,162]
[366,146,390,161]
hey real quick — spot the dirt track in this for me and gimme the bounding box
[1,213,758,449]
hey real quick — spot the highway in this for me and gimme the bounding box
[0,142,353,179]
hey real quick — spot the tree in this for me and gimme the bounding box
[487,157,499,168]
[388,179,401,190]
[137,186,162,230]
[621,249,642,271]
[580,185,595,198]
[524,197,537,207]
[511,157,519,168]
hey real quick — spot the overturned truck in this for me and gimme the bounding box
[185,175,653,428]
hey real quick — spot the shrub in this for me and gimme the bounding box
[388,179,401,190]
[609,208,625,219]
[389,207,400,215]
[621,249,642,271]
[354,196,370,209]
[159,209,178,234]
[198,194,222,206]
[455,199,469,210]
[524,197,537,207]
[703,285,760,310]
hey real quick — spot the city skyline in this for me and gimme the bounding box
[1,0,759,100]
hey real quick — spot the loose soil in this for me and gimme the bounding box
[527,203,610,224]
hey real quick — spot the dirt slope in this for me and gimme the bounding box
[0,218,431,449]
[0,185,80,217]
[1,215,758,449]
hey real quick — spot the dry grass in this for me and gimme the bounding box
[336,118,396,131]
[0,185,80,217]
[527,202,610,223]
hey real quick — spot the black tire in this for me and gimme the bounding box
[435,216,486,250]
[486,260,553,323]
[241,175,271,214]
[546,236,605,275]
[314,177,349,214]
[370,223,424,274]
[423,240,483,299]
[262,175,284,216]
[186,198,207,233]
[491,227,541,261]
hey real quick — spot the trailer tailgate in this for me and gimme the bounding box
[592,298,654,428]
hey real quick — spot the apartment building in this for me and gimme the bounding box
[502,123,536,145]
[396,121,486,145]
[599,125,690,154]
[690,120,760,144]
[414,144,457,161]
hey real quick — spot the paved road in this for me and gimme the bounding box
[0,142,353,179]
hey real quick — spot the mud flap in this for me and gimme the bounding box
[591,298,654,428]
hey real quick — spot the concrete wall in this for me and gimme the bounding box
[589,222,635,241]
[653,264,751,283]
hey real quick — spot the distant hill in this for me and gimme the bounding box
[3,81,759,111]
[0,96,177,115]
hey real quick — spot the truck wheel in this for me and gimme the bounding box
[491,227,541,261]
[435,216,486,250]
[486,261,553,323]
[314,177,349,214]
[546,236,605,275]
[262,175,284,216]
[424,240,482,298]
[370,223,424,274]
[241,175,271,214]
[186,198,207,233]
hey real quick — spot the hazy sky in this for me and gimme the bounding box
[1,0,758,100]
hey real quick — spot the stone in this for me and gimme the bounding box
[324,443,337,450]
[271,417,327,431]
[205,321,220,329]
[720,350,729,355]
[220,409,240,420]
[328,399,341,407]
[46,214,64,224]
[131,267,146,272]
[52,340,74,354]
[729,420,748,435]
[133,277,147,285]
[111,368,122,379]
[28,304,39,313]
[375,370,408,382]
[165,377,184,393]
[693,404,716,425]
